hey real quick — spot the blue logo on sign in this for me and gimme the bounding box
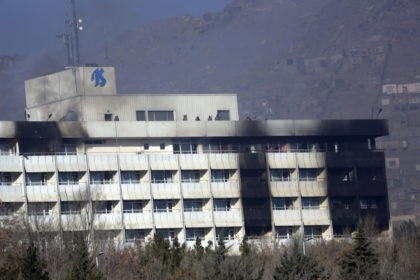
[91,68,107,87]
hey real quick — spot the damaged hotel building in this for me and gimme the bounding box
[0,67,390,248]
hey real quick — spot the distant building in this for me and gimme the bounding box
[0,67,390,249]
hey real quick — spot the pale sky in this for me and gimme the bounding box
[0,0,232,55]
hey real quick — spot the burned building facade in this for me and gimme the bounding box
[0,67,390,248]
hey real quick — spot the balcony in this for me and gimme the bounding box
[272,209,301,226]
[94,213,122,230]
[59,184,88,201]
[296,153,325,168]
[26,184,57,202]
[357,181,387,196]
[181,182,211,199]
[184,211,213,227]
[0,184,25,202]
[149,154,178,170]
[87,154,118,171]
[270,181,299,197]
[24,155,55,172]
[211,181,240,198]
[0,155,21,172]
[121,183,151,200]
[300,181,327,197]
[213,209,242,227]
[154,212,183,228]
[119,154,148,171]
[151,183,181,199]
[61,214,90,230]
[56,155,87,171]
[267,153,296,168]
[208,153,238,169]
[327,181,357,197]
[302,209,330,225]
[90,183,120,200]
[27,215,59,231]
[179,154,208,170]
[123,212,153,229]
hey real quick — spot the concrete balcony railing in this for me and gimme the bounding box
[90,183,121,200]
[270,181,299,197]
[61,214,90,230]
[211,181,240,198]
[183,211,213,227]
[154,211,183,228]
[149,154,178,170]
[179,154,208,170]
[272,209,301,226]
[267,153,297,168]
[123,212,153,229]
[208,153,238,169]
[213,209,242,227]
[26,184,57,202]
[299,181,327,197]
[296,152,325,168]
[181,182,211,199]
[59,184,88,201]
[121,183,151,200]
[94,213,122,230]
[24,155,55,172]
[0,184,25,202]
[151,183,181,199]
[0,155,22,172]
[119,154,148,171]
[56,154,87,171]
[87,154,118,171]
[302,208,330,225]
[27,215,60,231]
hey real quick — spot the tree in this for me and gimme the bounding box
[19,243,49,280]
[239,235,251,256]
[273,240,327,280]
[193,237,204,260]
[66,238,104,280]
[338,224,379,280]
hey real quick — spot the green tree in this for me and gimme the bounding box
[170,236,184,271]
[193,236,204,260]
[66,239,104,280]
[273,240,327,280]
[339,224,379,280]
[19,243,49,280]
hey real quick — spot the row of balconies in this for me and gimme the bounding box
[0,152,327,173]
[0,181,241,202]
[272,209,331,226]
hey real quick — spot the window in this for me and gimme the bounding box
[213,199,231,211]
[329,169,354,182]
[123,201,143,213]
[186,228,206,241]
[299,169,321,181]
[136,111,146,121]
[211,170,231,182]
[58,144,77,155]
[203,142,230,153]
[0,173,12,185]
[360,198,378,210]
[59,172,80,185]
[276,226,294,239]
[160,143,165,150]
[90,171,115,184]
[144,143,149,150]
[301,198,321,209]
[173,143,198,154]
[126,230,145,243]
[104,113,113,121]
[156,229,175,241]
[94,201,115,214]
[272,198,294,210]
[148,111,174,121]
[215,110,230,120]
[85,140,106,145]
[121,171,142,184]
[27,203,53,216]
[270,169,292,181]
[154,200,173,213]
[0,203,15,216]
[304,226,323,239]
[216,227,235,241]
[181,170,201,183]
[61,202,82,215]
[184,200,203,212]
[358,168,385,181]
[26,173,50,186]
[331,199,351,210]
[151,171,174,183]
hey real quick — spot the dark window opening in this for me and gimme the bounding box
[136,111,146,121]
[148,111,174,121]
[104,114,113,121]
[215,110,230,120]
